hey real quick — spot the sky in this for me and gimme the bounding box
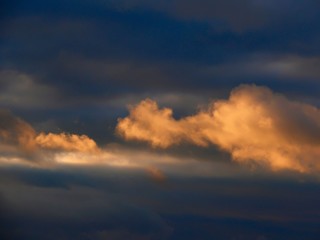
[1,0,320,239]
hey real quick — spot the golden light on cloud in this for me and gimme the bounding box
[35,132,100,153]
[2,84,320,174]
[146,166,166,183]
[117,85,320,172]
[0,109,37,153]
[116,99,184,148]
[0,109,101,165]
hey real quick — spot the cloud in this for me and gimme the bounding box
[146,166,166,183]
[258,55,320,80]
[0,109,37,153]
[112,0,320,31]
[203,54,320,81]
[35,132,100,153]
[112,0,269,30]
[0,109,100,165]
[0,70,56,109]
[116,84,320,172]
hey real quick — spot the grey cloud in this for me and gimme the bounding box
[1,166,320,239]
[111,0,320,31]
[0,70,56,109]
[258,55,320,80]
[0,168,172,240]
[203,54,320,80]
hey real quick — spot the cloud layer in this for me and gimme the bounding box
[117,85,320,172]
[2,84,320,173]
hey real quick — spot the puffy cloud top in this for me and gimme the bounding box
[117,85,320,172]
[0,109,100,164]
[0,109,37,153]
[36,132,100,153]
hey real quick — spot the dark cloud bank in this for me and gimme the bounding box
[1,166,320,240]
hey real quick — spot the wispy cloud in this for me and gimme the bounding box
[146,166,166,183]
[0,70,56,109]
[203,54,320,81]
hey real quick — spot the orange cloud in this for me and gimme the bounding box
[0,109,100,165]
[35,132,100,153]
[117,99,184,148]
[146,166,166,183]
[116,85,320,172]
[0,109,37,153]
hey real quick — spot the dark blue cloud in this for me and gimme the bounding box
[2,0,320,105]
[1,166,320,239]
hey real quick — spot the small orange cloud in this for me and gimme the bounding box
[116,85,320,172]
[35,132,100,153]
[0,109,37,153]
[146,166,166,183]
[0,109,100,165]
